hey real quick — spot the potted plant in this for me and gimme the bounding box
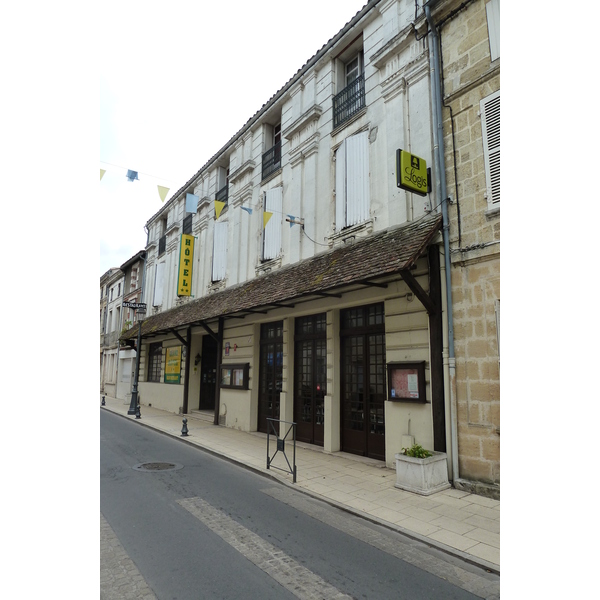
[395,443,451,496]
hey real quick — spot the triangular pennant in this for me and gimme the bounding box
[263,212,273,229]
[186,193,198,213]
[157,185,169,202]
[288,214,297,227]
[126,169,139,182]
[100,169,106,181]
[215,200,226,220]
[241,206,253,215]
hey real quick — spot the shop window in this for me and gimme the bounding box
[147,343,162,383]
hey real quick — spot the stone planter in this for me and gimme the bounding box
[394,451,451,496]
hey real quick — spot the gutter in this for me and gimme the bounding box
[423,0,459,483]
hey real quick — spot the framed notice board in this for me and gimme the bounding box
[220,363,250,390]
[387,362,426,403]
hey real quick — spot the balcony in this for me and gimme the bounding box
[215,184,229,204]
[333,73,365,129]
[262,141,281,181]
[158,234,166,256]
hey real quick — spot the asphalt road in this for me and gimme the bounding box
[100,410,499,599]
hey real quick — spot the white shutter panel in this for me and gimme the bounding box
[335,140,346,229]
[212,220,228,281]
[345,130,370,226]
[481,91,500,207]
[263,187,282,260]
[153,261,165,306]
[486,0,500,62]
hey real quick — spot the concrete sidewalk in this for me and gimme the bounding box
[100,394,499,574]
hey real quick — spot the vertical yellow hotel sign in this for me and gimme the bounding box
[177,234,195,296]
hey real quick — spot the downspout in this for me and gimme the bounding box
[424,1,459,483]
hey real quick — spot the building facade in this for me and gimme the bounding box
[101,269,124,398]
[427,0,500,495]
[120,0,500,493]
[115,250,146,402]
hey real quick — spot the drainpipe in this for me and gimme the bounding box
[424,1,459,483]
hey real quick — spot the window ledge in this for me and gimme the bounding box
[331,107,367,138]
[260,167,282,186]
[328,219,374,247]
[485,205,500,219]
[256,256,282,276]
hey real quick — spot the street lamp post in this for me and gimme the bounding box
[127,253,147,415]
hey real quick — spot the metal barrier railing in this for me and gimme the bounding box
[266,418,297,483]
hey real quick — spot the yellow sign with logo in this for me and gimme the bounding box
[177,234,195,296]
[396,150,429,197]
[164,346,181,384]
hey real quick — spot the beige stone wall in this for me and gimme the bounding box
[438,0,500,486]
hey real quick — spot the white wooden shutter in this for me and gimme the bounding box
[335,141,346,229]
[486,0,500,62]
[481,90,500,207]
[345,130,370,226]
[212,220,228,281]
[263,187,282,260]
[153,261,165,306]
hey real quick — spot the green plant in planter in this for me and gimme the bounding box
[401,443,432,459]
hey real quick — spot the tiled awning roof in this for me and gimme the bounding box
[121,213,442,341]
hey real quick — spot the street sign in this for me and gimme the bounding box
[396,149,430,197]
[123,301,147,310]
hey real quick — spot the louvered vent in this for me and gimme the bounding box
[481,91,500,206]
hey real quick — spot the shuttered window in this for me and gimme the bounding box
[335,130,370,229]
[153,261,165,306]
[263,187,282,261]
[486,0,500,62]
[212,220,228,282]
[481,90,500,208]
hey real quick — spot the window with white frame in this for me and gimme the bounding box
[480,90,500,209]
[486,0,500,62]
[262,187,282,261]
[333,51,365,129]
[335,130,370,229]
[212,220,228,282]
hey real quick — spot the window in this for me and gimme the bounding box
[333,53,365,129]
[183,213,193,235]
[110,287,113,301]
[262,187,282,261]
[215,166,229,207]
[481,90,500,208]
[486,0,500,62]
[262,123,281,180]
[212,220,228,282]
[335,130,370,229]
[117,283,121,297]
[147,343,162,383]
[158,218,167,256]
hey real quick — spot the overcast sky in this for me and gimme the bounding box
[100,0,368,276]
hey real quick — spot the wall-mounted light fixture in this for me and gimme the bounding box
[194,353,201,366]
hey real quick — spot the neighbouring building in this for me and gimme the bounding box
[101,268,119,392]
[101,268,124,398]
[120,0,500,494]
[426,0,500,497]
[115,250,146,403]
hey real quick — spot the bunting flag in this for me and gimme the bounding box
[186,193,198,213]
[100,169,106,181]
[241,206,253,215]
[215,200,226,220]
[157,185,170,202]
[126,169,139,182]
[263,211,273,229]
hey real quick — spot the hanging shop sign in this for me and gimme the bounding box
[177,234,195,296]
[396,150,431,197]
[164,346,182,384]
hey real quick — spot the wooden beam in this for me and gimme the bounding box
[169,329,187,346]
[399,269,436,315]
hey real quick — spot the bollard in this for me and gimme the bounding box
[135,404,141,419]
[181,418,189,437]
[101,396,105,406]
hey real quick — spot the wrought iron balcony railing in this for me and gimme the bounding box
[215,184,229,204]
[333,73,365,129]
[262,141,282,180]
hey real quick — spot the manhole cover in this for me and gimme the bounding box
[132,462,183,472]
